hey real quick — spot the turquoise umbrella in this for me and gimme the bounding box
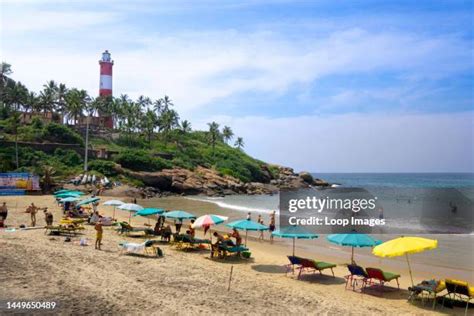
[59,197,80,203]
[76,197,100,207]
[54,189,71,194]
[55,193,81,198]
[164,210,196,220]
[272,225,319,256]
[133,208,165,217]
[327,233,382,263]
[54,191,84,197]
[226,219,269,246]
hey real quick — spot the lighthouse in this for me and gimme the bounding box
[99,50,114,128]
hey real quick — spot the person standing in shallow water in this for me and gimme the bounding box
[257,215,264,240]
[246,212,251,221]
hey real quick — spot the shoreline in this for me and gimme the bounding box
[1,194,472,314]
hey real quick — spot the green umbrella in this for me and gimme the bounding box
[327,233,381,264]
[272,226,319,256]
[226,219,268,246]
[76,197,100,207]
[164,210,196,220]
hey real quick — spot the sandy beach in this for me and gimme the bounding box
[0,194,471,315]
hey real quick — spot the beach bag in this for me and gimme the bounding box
[79,238,88,246]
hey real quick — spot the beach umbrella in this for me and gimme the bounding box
[327,233,381,264]
[133,208,165,217]
[133,208,165,225]
[192,214,228,228]
[102,200,124,220]
[226,219,269,246]
[192,214,229,242]
[54,189,71,194]
[76,197,100,207]
[273,226,319,257]
[59,196,80,203]
[164,210,196,220]
[118,203,144,223]
[55,192,81,198]
[372,236,438,286]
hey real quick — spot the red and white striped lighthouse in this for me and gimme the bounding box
[99,50,114,128]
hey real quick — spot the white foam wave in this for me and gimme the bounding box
[185,196,277,214]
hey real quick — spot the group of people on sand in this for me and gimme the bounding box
[247,211,276,243]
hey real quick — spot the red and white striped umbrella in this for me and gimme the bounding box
[192,214,228,228]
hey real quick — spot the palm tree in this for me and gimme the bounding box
[4,81,28,111]
[162,95,173,112]
[56,83,68,123]
[65,88,89,124]
[40,165,57,193]
[207,121,220,155]
[222,126,234,144]
[0,62,12,88]
[180,120,192,134]
[234,137,244,150]
[153,98,163,115]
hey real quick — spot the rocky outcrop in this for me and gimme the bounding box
[111,163,329,197]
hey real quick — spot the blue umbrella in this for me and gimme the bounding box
[226,219,269,245]
[272,225,319,256]
[164,210,196,220]
[54,189,71,194]
[327,233,382,263]
[76,197,100,207]
[133,208,165,217]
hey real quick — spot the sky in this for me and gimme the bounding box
[1,0,473,172]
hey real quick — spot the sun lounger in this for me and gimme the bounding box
[45,224,84,236]
[345,264,369,290]
[297,258,336,279]
[408,279,446,309]
[365,267,400,289]
[174,234,211,250]
[286,256,303,275]
[442,279,473,315]
[119,240,162,256]
[212,244,249,258]
[117,222,153,236]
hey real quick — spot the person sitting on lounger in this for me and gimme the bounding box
[161,224,172,242]
[188,219,196,237]
[230,228,242,246]
[211,232,226,258]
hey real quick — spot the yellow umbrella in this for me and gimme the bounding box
[372,236,437,286]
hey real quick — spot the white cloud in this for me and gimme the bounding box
[202,112,473,172]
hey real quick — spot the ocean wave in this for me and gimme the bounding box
[185,196,277,214]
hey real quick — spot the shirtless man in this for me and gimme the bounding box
[27,203,38,227]
[95,219,103,250]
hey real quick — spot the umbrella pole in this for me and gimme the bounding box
[113,206,116,220]
[351,246,354,264]
[245,230,248,246]
[129,211,132,224]
[293,238,295,257]
[406,253,414,286]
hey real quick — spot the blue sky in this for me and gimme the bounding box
[1,0,473,172]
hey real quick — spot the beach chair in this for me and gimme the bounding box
[175,234,211,250]
[442,279,473,315]
[286,256,303,275]
[365,267,400,289]
[408,279,446,309]
[345,264,369,290]
[217,244,249,258]
[297,258,336,279]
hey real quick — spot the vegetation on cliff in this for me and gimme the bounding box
[0,62,279,188]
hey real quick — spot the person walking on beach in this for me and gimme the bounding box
[246,212,251,221]
[175,219,183,234]
[0,202,8,221]
[27,203,38,227]
[43,208,53,226]
[95,219,103,250]
[269,211,276,243]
